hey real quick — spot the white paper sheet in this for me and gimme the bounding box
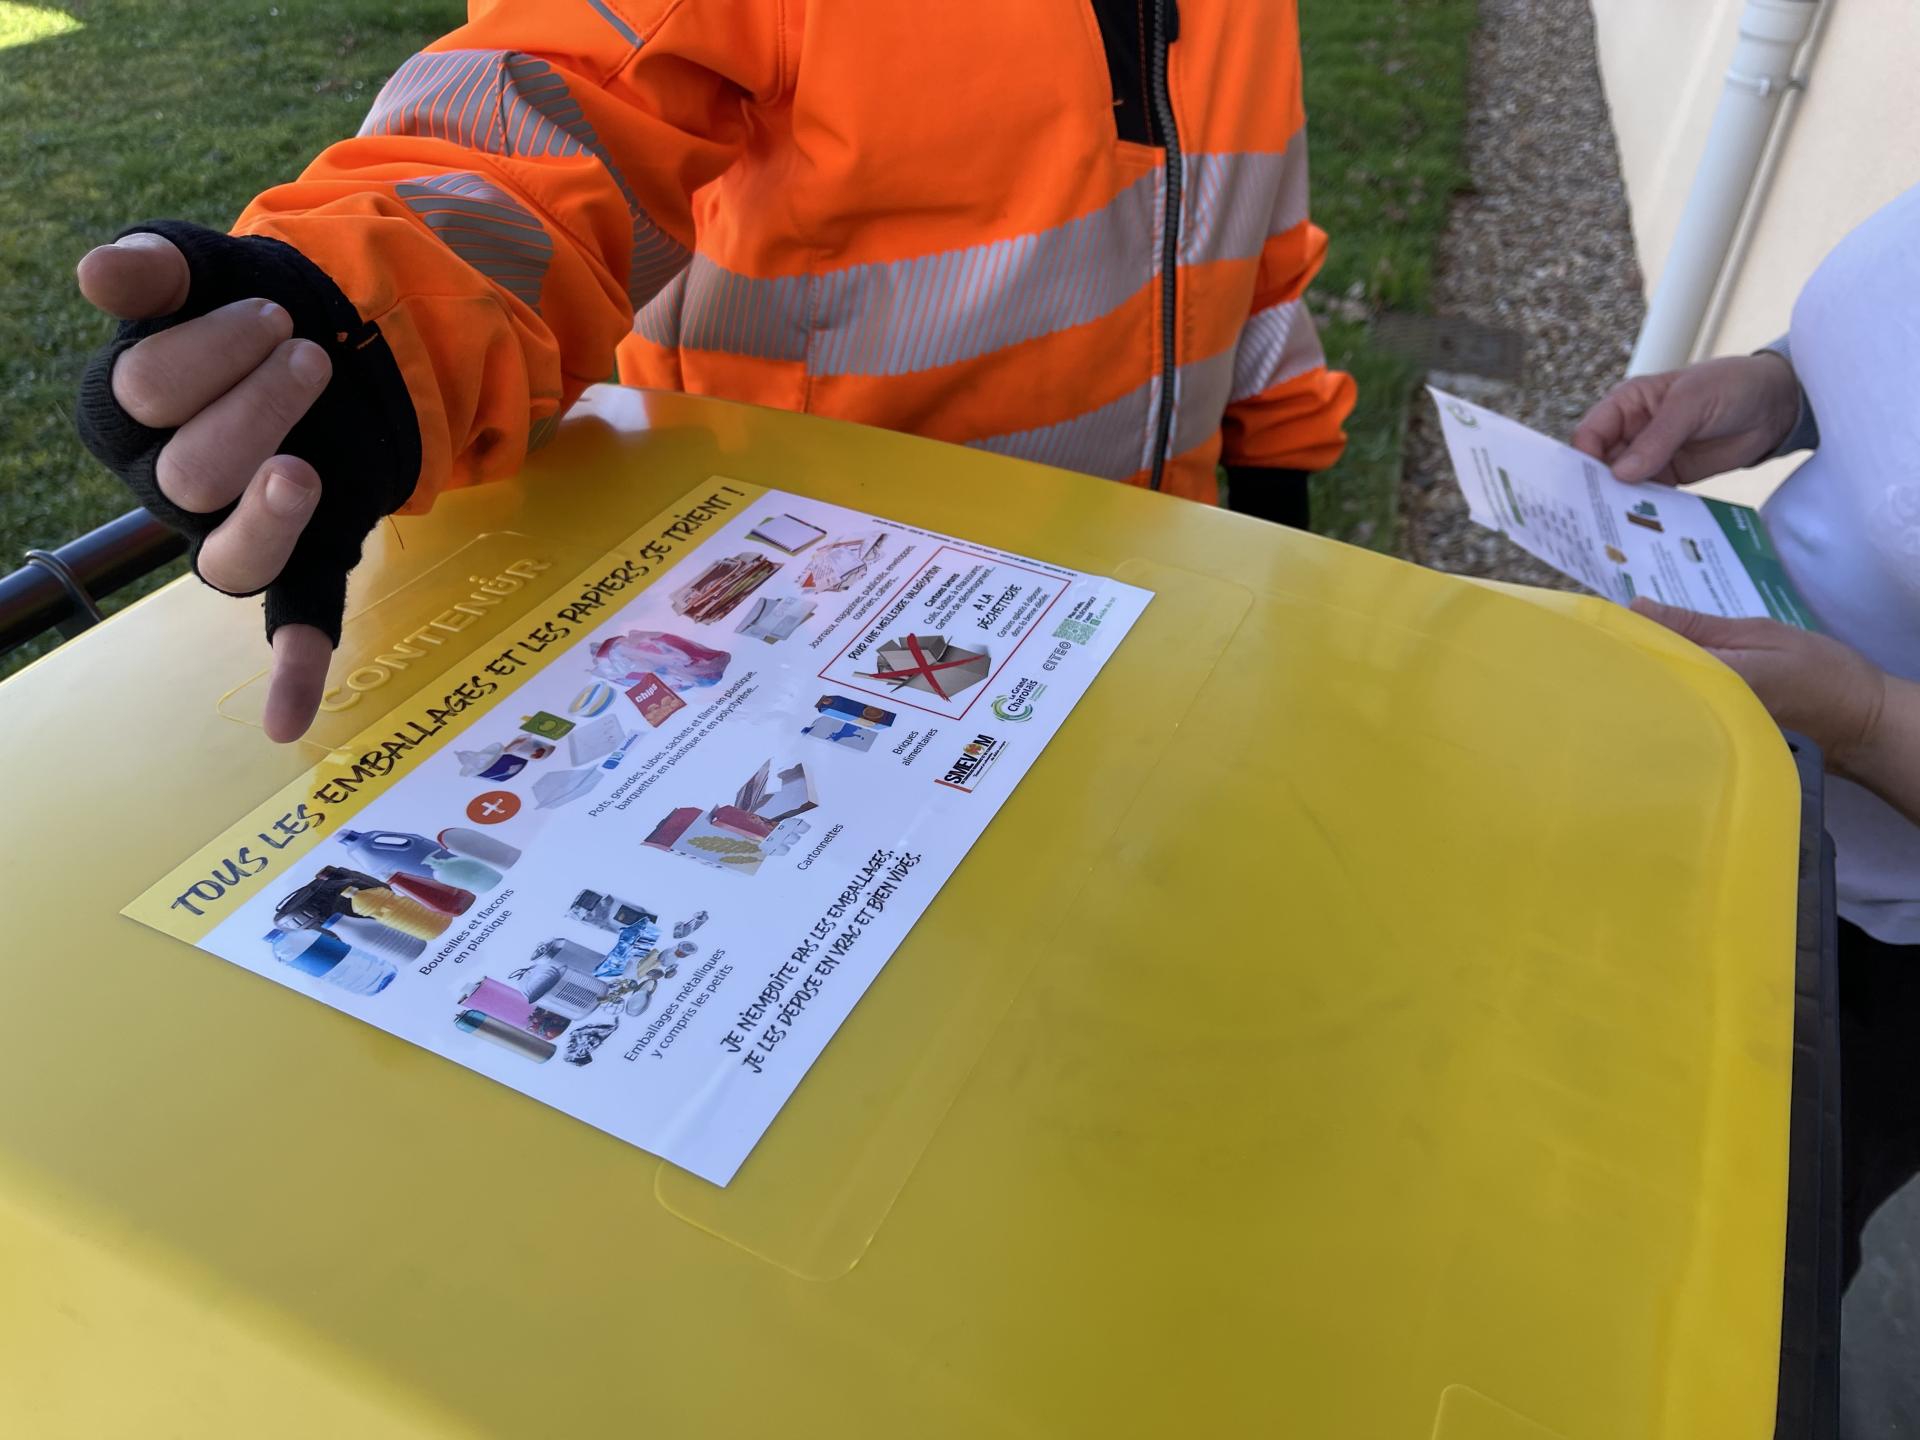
[1429,387,1819,628]
[126,481,1152,1184]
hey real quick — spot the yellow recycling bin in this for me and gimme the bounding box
[0,387,1824,1438]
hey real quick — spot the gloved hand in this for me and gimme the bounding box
[74,221,419,741]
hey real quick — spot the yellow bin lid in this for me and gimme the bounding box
[0,389,1798,1438]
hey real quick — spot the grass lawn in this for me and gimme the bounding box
[1300,0,1478,547]
[0,0,1472,674]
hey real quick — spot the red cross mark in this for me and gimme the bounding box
[858,635,976,700]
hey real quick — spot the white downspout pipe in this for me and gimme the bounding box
[1694,0,1834,358]
[1627,0,1820,376]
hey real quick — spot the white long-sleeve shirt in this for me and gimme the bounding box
[1763,182,1920,944]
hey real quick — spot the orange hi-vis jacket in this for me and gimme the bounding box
[234,0,1354,512]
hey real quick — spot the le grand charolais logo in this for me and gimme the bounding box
[990,677,1046,722]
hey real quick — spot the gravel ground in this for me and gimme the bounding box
[1397,0,1643,588]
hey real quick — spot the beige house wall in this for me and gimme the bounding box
[1590,0,1920,504]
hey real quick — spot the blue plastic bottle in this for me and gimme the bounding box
[266,928,398,995]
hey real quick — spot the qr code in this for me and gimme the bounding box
[1052,618,1096,645]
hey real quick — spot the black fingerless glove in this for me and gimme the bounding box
[74,219,421,645]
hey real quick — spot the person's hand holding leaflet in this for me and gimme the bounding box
[1573,350,1920,825]
[1570,352,1805,486]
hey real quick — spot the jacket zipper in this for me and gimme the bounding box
[1147,0,1181,490]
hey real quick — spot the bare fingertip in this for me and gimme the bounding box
[286,339,331,386]
[263,467,319,518]
[264,704,321,744]
[264,669,325,744]
[75,242,134,295]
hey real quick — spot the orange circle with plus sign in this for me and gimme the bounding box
[467,790,522,825]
